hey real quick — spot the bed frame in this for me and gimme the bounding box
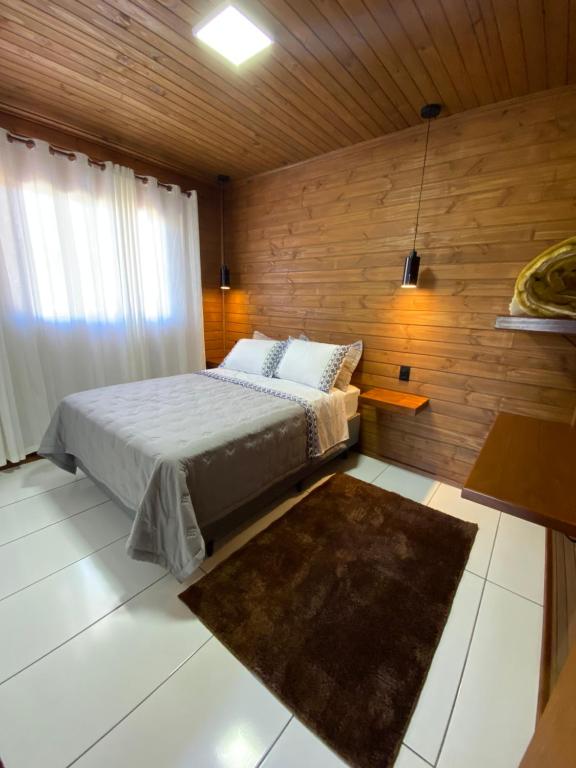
[202,412,361,555]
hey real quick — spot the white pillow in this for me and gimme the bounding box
[221,339,287,377]
[275,338,348,392]
[292,336,363,391]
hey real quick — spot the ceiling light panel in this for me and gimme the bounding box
[194,6,272,66]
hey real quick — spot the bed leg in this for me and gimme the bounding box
[205,539,215,558]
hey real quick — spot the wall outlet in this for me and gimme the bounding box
[399,365,411,381]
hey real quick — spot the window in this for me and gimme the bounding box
[19,183,172,324]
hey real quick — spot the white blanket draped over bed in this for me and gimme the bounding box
[39,370,349,579]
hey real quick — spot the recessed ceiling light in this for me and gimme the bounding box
[194,6,272,66]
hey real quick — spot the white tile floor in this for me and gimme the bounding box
[0,453,544,768]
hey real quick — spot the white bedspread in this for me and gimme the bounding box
[204,368,349,456]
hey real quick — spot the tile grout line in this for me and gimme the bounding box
[425,482,442,506]
[367,464,391,484]
[0,499,111,548]
[64,634,216,767]
[0,573,169,688]
[254,715,294,768]
[0,475,85,510]
[0,533,130,604]
[433,510,503,766]
[424,481,442,506]
[485,578,543,607]
[402,742,435,767]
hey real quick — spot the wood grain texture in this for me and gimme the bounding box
[520,637,576,768]
[0,0,575,178]
[462,412,576,535]
[0,110,224,360]
[225,87,576,483]
[539,530,576,714]
[359,388,429,415]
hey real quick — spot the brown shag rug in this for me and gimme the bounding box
[179,473,477,768]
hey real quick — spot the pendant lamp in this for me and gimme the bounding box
[401,103,442,288]
[218,174,231,290]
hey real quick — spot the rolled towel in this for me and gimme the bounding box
[510,235,576,318]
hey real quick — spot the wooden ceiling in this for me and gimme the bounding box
[0,0,574,180]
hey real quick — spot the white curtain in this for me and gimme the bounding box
[0,129,205,465]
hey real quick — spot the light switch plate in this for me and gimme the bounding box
[399,365,411,381]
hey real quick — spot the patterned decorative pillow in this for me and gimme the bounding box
[262,341,288,377]
[252,330,274,340]
[334,340,363,390]
[256,331,309,341]
[274,338,348,393]
[220,339,287,377]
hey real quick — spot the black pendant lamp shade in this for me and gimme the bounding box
[401,103,441,288]
[402,250,420,288]
[220,263,230,290]
[218,174,231,290]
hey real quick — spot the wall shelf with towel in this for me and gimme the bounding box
[495,316,576,334]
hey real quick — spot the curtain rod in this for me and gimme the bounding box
[5,131,191,195]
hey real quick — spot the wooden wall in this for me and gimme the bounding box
[225,86,576,485]
[0,111,224,361]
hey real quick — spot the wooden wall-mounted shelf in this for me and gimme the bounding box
[495,316,576,334]
[359,388,429,416]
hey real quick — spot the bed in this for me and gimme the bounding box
[39,367,359,580]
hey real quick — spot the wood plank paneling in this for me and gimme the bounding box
[539,530,576,711]
[0,110,224,360]
[225,87,576,484]
[0,1,575,178]
[520,640,576,768]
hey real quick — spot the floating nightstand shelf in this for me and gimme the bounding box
[359,388,429,416]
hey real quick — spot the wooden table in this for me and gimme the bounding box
[462,412,576,537]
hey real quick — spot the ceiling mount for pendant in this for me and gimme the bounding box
[420,103,442,120]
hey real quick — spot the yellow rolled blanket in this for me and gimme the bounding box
[510,235,576,318]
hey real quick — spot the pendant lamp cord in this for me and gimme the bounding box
[220,179,225,268]
[412,116,433,253]
[220,178,226,353]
